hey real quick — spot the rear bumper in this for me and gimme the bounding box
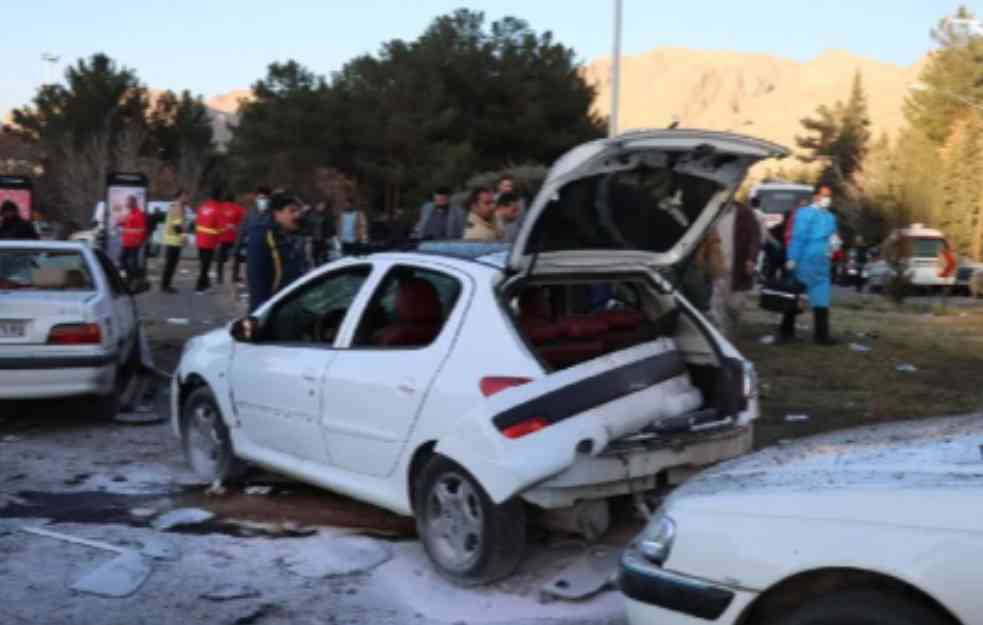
[520,424,753,508]
[0,354,116,399]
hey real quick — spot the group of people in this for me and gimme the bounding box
[412,175,526,242]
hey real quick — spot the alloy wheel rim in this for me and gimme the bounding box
[425,472,484,572]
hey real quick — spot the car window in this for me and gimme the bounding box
[93,250,127,296]
[0,249,96,291]
[352,265,462,349]
[263,266,372,345]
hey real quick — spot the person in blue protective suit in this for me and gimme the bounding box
[783,184,839,345]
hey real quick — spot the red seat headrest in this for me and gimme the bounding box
[396,278,442,323]
[597,309,644,330]
[560,315,609,339]
[519,318,565,345]
[374,323,441,347]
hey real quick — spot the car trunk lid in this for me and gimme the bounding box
[507,130,788,276]
[0,291,96,345]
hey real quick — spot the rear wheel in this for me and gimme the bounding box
[414,456,526,586]
[180,386,246,482]
[763,590,947,625]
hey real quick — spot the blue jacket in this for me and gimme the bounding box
[246,215,306,312]
[788,204,837,308]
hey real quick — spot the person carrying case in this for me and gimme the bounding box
[759,274,807,315]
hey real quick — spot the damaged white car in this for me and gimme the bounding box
[172,130,786,584]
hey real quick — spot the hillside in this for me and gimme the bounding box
[582,47,924,172]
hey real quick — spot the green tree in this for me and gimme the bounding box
[939,117,983,255]
[11,53,148,221]
[904,6,983,146]
[149,90,216,199]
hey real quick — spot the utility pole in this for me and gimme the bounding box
[609,0,622,138]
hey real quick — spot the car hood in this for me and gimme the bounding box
[507,130,788,275]
[667,414,983,533]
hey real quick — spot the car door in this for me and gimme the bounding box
[229,265,373,463]
[319,262,468,477]
[92,250,136,358]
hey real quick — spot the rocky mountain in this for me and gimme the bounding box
[582,47,924,167]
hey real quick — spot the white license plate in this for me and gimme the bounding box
[0,320,27,338]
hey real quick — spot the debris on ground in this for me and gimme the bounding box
[152,508,215,531]
[20,526,152,598]
[849,343,872,353]
[758,335,775,345]
[281,534,391,578]
[224,520,318,538]
[200,584,261,601]
[540,546,620,602]
[130,507,158,519]
[785,414,810,423]
[896,363,919,373]
[166,318,191,325]
[140,536,180,561]
[244,486,273,496]
[3,435,22,442]
[205,481,227,496]
[230,603,278,625]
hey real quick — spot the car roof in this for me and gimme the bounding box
[364,248,506,276]
[368,241,508,270]
[0,240,89,252]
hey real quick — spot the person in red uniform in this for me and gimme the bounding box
[216,192,245,285]
[120,195,147,282]
[195,186,226,293]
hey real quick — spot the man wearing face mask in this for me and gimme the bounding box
[783,184,839,345]
[234,186,271,284]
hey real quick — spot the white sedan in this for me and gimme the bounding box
[172,130,785,584]
[0,240,145,417]
[620,415,983,625]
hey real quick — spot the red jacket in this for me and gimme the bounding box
[121,208,147,248]
[195,200,225,250]
[219,201,245,244]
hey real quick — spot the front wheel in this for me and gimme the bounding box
[764,590,947,625]
[180,386,246,482]
[414,456,526,586]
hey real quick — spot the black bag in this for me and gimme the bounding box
[759,275,806,314]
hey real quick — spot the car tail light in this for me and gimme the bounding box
[48,323,102,345]
[479,376,531,397]
[501,417,549,439]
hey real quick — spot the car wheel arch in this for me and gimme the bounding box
[178,373,210,417]
[736,567,963,625]
[407,440,438,512]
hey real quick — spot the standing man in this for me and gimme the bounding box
[216,192,245,285]
[853,235,869,292]
[413,187,467,240]
[247,193,305,312]
[0,201,39,239]
[463,187,500,241]
[194,186,225,294]
[785,184,839,345]
[120,195,147,283]
[494,192,522,243]
[336,196,368,255]
[160,190,188,294]
[711,201,762,339]
[308,201,334,265]
[233,186,271,284]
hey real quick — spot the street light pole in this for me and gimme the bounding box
[609,0,622,138]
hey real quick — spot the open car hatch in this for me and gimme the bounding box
[507,129,789,276]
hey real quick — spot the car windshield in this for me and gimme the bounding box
[754,189,813,215]
[0,249,95,291]
[911,237,944,258]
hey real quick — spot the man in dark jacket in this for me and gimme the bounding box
[234,185,271,283]
[0,201,39,240]
[247,193,305,312]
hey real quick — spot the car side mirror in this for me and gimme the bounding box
[230,317,259,343]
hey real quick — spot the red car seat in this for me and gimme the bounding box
[373,278,443,347]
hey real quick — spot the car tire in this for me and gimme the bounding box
[90,393,120,420]
[180,386,246,483]
[414,456,526,586]
[764,589,947,625]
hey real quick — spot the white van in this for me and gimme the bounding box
[748,180,813,231]
[867,224,956,291]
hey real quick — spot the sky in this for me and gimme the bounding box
[1,0,978,114]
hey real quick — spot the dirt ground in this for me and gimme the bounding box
[734,294,983,448]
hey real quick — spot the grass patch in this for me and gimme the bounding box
[734,304,983,449]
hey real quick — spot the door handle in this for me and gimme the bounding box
[302,369,319,383]
[397,378,416,395]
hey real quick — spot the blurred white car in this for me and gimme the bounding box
[620,416,983,625]
[0,241,147,417]
[173,130,785,584]
[867,224,956,293]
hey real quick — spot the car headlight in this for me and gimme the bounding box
[634,513,676,566]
